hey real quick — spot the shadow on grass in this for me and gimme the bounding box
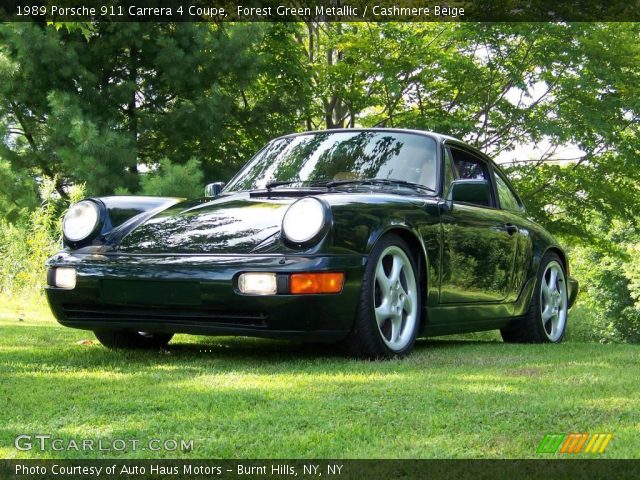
[1,320,630,379]
[168,334,505,356]
[6,338,511,377]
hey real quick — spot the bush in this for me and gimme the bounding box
[0,179,85,301]
[568,241,640,343]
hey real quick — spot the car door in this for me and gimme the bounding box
[439,146,519,304]
[492,167,532,303]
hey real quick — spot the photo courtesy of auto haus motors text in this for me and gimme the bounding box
[0,0,639,479]
[14,462,342,477]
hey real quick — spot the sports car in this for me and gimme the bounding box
[46,129,578,358]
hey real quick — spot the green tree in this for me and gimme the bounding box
[139,157,204,198]
[295,22,640,241]
[0,158,38,222]
[0,22,309,202]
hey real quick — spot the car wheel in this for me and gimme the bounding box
[501,252,568,343]
[93,330,174,349]
[342,234,421,359]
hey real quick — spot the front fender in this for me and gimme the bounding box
[62,196,182,250]
[326,194,441,306]
[324,194,439,253]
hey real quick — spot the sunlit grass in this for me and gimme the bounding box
[0,300,638,459]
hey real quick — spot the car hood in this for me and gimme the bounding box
[116,193,298,254]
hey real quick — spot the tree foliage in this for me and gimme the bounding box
[298,23,640,241]
[0,22,309,200]
[139,157,204,198]
[3,22,637,241]
[570,218,640,343]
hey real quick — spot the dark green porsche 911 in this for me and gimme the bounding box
[46,129,578,358]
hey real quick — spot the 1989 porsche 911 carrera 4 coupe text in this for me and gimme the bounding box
[46,129,578,358]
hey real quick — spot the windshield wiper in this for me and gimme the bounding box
[265,180,307,190]
[265,180,332,190]
[265,178,435,193]
[315,178,435,193]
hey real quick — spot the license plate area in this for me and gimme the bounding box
[100,280,202,306]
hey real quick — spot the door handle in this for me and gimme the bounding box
[503,223,518,235]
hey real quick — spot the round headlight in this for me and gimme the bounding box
[282,197,328,244]
[63,200,100,243]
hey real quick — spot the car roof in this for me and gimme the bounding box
[272,128,463,144]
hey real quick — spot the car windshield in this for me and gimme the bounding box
[225,131,438,193]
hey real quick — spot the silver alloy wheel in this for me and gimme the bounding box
[540,260,568,342]
[373,245,418,351]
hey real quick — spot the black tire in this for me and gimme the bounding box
[501,252,568,343]
[341,233,422,359]
[93,330,174,349]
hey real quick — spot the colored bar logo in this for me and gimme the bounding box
[537,433,613,454]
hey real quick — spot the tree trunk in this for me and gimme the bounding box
[127,45,139,175]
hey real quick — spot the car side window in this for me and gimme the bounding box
[495,172,522,212]
[447,147,494,208]
[442,148,456,197]
[449,148,489,180]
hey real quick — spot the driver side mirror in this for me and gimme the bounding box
[447,179,491,208]
[205,182,225,198]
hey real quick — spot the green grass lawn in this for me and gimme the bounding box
[1,300,638,459]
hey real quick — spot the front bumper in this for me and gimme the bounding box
[46,252,366,342]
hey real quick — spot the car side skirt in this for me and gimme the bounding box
[422,277,536,335]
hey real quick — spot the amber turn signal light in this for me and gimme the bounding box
[290,272,344,294]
